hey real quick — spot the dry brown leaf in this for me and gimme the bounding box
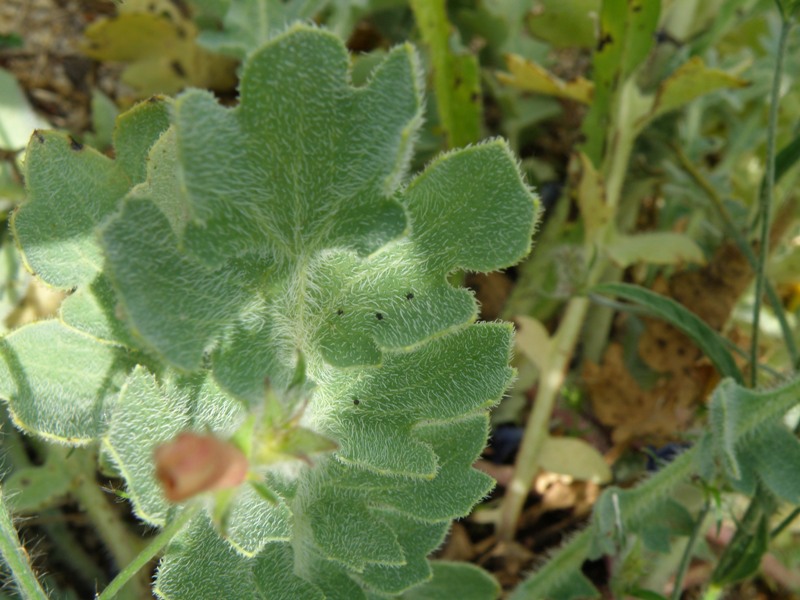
[437,522,476,562]
[585,238,762,448]
[585,342,708,446]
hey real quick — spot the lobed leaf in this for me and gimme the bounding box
[155,515,325,600]
[102,366,244,526]
[16,23,539,598]
[12,96,170,292]
[14,132,131,288]
[0,321,124,444]
[401,561,501,600]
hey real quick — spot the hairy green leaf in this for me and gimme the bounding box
[14,24,538,598]
[12,98,170,289]
[709,376,800,482]
[3,460,74,513]
[401,561,500,600]
[102,366,244,526]
[155,515,325,600]
[0,321,123,444]
[14,133,130,288]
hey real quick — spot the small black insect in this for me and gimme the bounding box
[170,60,186,78]
[336,309,344,316]
[405,292,414,300]
[375,312,384,321]
[69,136,83,151]
[352,397,360,406]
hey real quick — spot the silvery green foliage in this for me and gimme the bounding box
[3,25,538,598]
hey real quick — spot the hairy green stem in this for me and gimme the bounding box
[96,504,199,600]
[1,420,108,588]
[750,15,793,386]
[511,447,698,597]
[710,10,796,589]
[507,529,593,600]
[498,54,644,543]
[670,142,799,367]
[59,448,148,599]
[0,486,48,600]
[671,501,710,600]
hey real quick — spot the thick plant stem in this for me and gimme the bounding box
[497,57,642,544]
[602,79,638,213]
[507,529,593,600]
[497,295,590,541]
[59,448,148,599]
[0,486,48,600]
[96,504,200,600]
[498,67,642,543]
[510,447,698,598]
[750,15,793,385]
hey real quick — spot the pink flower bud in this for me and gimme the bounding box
[154,432,248,502]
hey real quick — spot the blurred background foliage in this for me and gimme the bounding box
[2,0,800,597]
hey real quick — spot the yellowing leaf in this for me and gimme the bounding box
[498,54,593,104]
[410,0,482,147]
[82,8,236,97]
[573,151,611,237]
[644,57,749,124]
[514,314,551,371]
[526,0,600,49]
[538,436,611,484]
[606,232,706,268]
